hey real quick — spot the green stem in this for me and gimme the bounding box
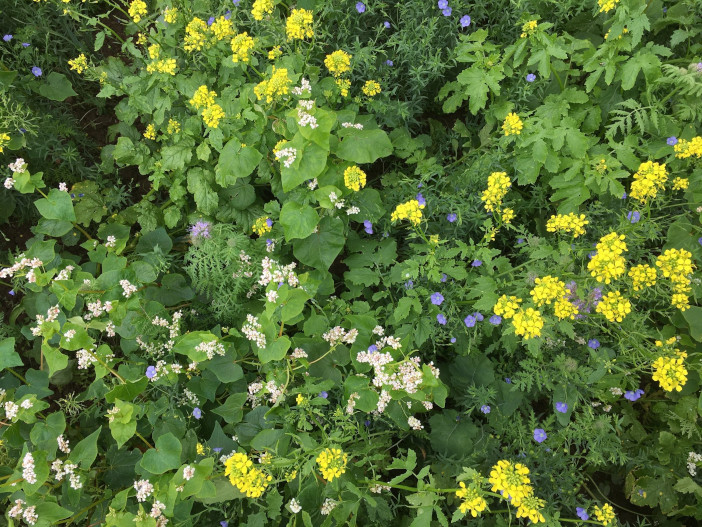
[135,431,154,450]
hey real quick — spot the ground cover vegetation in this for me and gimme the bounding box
[1,0,702,525]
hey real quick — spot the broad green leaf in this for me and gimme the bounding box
[293,216,345,270]
[281,138,328,192]
[38,72,77,101]
[279,201,319,241]
[212,393,248,423]
[216,141,262,186]
[42,343,68,376]
[35,189,76,222]
[140,432,182,475]
[161,144,193,171]
[258,336,291,364]
[69,427,102,468]
[281,288,310,322]
[0,337,22,369]
[335,129,393,164]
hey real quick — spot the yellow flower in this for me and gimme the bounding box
[251,0,274,21]
[325,50,352,77]
[268,46,282,60]
[520,20,538,38]
[253,217,272,236]
[184,17,208,52]
[296,394,306,405]
[673,136,702,159]
[231,32,255,63]
[128,0,147,23]
[530,275,566,306]
[254,67,291,103]
[68,54,88,74]
[344,166,367,191]
[146,59,177,75]
[629,161,668,204]
[0,132,10,154]
[284,469,298,482]
[335,78,351,97]
[147,44,160,60]
[362,80,381,97]
[595,291,631,322]
[189,85,217,110]
[598,0,620,13]
[163,6,178,24]
[224,452,271,498]
[515,493,546,524]
[628,264,656,291]
[593,503,616,526]
[656,248,695,293]
[211,16,234,41]
[202,104,225,128]
[488,460,532,502]
[493,295,522,319]
[502,112,523,136]
[501,208,515,224]
[456,481,487,517]
[391,200,424,226]
[136,33,147,45]
[143,124,156,140]
[512,307,544,340]
[481,171,511,213]
[546,213,588,238]
[672,177,689,191]
[316,448,348,482]
[167,119,181,134]
[671,293,690,311]
[554,297,579,320]
[587,232,628,284]
[595,158,608,173]
[196,442,205,455]
[286,8,314,40]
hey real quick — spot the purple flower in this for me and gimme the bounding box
[473,312,484,322]
[356,2,366,13]
[587,251,597,259]
[480,405,491,414]
[505,377,511,384]
[404,280,414,289]
[319,391,328,399]
[437,313,447,325]
[9,289,16,296]
[189,221,211,240]
[588,339,600,349]
[417,182,423,188]
[526,73,536,82]
[266,218,273,227]
[213,447,222,453]
[430,292,444,305]
[364,220,373,234]
[460,15,471,27]
[266,238,274,247]
[471,260,482,267]
[416,193,426,206]
[667,136,678,146]
[384,21,391,28]
[385,59,393,66]
[441,273,448,282]
[22,43,30,47]
[450,337,456,343]
[3,35,12,42]
[464,315,476,328]
[576,508,589,521]
[489,315,502,325]
[364,419,371,426]
[31,66,42,77]
[624,389,644,401]
[517,238,525,244]
[698,237,702,246]
[533,428,547,443]
[146,366,157,379]
[368,344,378,352]
[442,7,452,16]
[447,213,457,223]
[224,10,232,19]
[232,0,240,5]
[221,522,229,527]
[621,192,627,199]
[438,0,448,8]
[207,16,215,25]
[555,402,568,413]
[663,6,667,12]
[193,407,202,419]
[627,211,640,223]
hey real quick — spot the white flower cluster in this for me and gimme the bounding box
[3,176,14,189]
[341,122,364,130]
[8,499,38,525]
[266,290,278,303]
[322,326,358,347]
[346,206,360,215]
[30,304,61,336]
[321,498,338,515]
[120,279,138,298]
[377,389,391,413]
[179,388,201,407]
[22,452,37,484]
[51,459,83,489]
[195,340,226,360]
[307,178,318,190]
[275,147,297,168]
[150,501,166,520]
[297,100,318,129]
[346,392,360,414]
[370,483,391,493]
[134,479,154,502]
[259,257,299,288]
[328,191,345,209]
[4,400,19,420]
[291,348,308,359]
[84,299,113,321]
[0,254,43,282]
[8,158,27,173]
[407,416,424,430]
[59,182,68,192]
[183,465,195,481]
[609,387,623,396]
[76,348,98,370]
[242,314,266,349]
[55,265,75,281]
[291,77,312,95]
[289,498,302,513]
[247,380,284,407]
[105,235,117,248]
[57,434,71,453]
[687,452,702,476]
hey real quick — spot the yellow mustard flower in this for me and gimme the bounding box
[480,171,511,213]
[673,136,702,159]
[593,503,616,526]
[598,0,620,13]
[629,161,668,204]
[211,16,234,41]
[520,20,538,38]
[325,50,352,77]
[167,119,181,134]
[493,295,522,319]
[628,264,656,291]
[231,32,255,63]
[672,177,689,190]
[184,18,208,52]
[224,452,272,498]
[595,291,631,322]
[202,104,225,128]
[335,78,351,97]
[252,217,273,236]
[554,297,579,320]
[0,132,10,154]
[254,67,291,103]
[515,493,546,524]
[362,80,381,96]
[488,460,532,502]
[68,54,88,74]
[189,85,217,110]
[391,200,424,226]
[502,112,523,136]
[530,275,566,306]
[587,232,627,284]
[456,481,487,517]
[268,46,282,60]
[163,6,178,24]
[316,448,348,482]
[251,0,274,21]
[512,307,544,340]
[546,213,588,238]
[143,124,156,140]
[128,0,147,23]
[286,8,314,40]
[344,166,367,191]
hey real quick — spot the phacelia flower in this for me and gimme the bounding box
[189,221,211,241]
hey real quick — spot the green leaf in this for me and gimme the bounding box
[293,216,345,270]
[0,70,18,89]
[140,432,182,475]
[281,139,328,192]
[216,141,262,186]
[335,129,393,164]
[279,201,319,241]
[42,343,68,377]
[281,288,310,322]
[212,393,248,423]
[161,144,193,172]
[35,189,76,222]
[106,377,149,403]
[187,170,219,215]
[0,337,22,369]
[94,31,105,51]
[34,501,72,527]
[69,427,102,469]
[682,307,702,342]
[38,72,77,101]
[455,67,503,115]
[258,336,291,364]
[109,399,137,448]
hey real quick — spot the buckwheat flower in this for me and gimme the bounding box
[356,2,366,13]
[447,213,457,222]
[480,404,491,414]
[23,507,38,525]
[624,388,644,401]
[667,136,678,146]
[431,292,444,305]
[472,260,482,267]
[627,211,640,223]
[384,21,391,28]
[576,507,589,521]
[22,452,37,484]
[31,66,42,77]
[385,59,393,66]
[489,315,502,325]
[533,428,547,443]
[134,479,154,502]
[363,220,373,234]
[442,7,452,16]
[193,407,202,419]
[183,465,195,480]
[464,315,476,328]
[3,35,12,42]
[526,73,536,82]
[437,313,447,325]
[588,339,600,349]
[555,402,568,413]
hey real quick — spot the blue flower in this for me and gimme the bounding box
[221,522,229,527]
[555,402,568,413]
[576,508,589,521]
[621,192,627,199]
[471,260,482,267]
[526,73,536,82]
[442,7,452,16]
[533,428,547,443]
[517,238,525,244]
[384,21,391,28]
[319,391,329,399]
[480,404,491,414]
[624,388,644,401]
[473,312,484,322]
[232,0,240,5]
[667,136,678,146]
[698,237,702,246]
[441,273,448,282]
[266,218,273,227]
[9,289,15,296]
[368,344,378,352]
[438,0,448,8]
[146,366,157,379]
[22,42,30,47]
[213,447,222,453]
[437,313,447,325]
[193,407,202,419]
[364,220,373,234]
[627,211,640,223]
[447,213,457,223]
[416,193,426,206]
[417,182,423,188]
[224,10,232,19]
[404,280,414,289]
[364,419,371,426]
[31,66,42,77]
[356,2,366,13]
[464,315,476,328]
[489,315,502,325]
[3,35,12,42]
[189,221,211,240]
[385,59,394,66]
[207,16,215,25]
[460,15,471,27]
[450,337,456,343]
[588,339,600,349]
[430,292,444,305]
[505,377,511,384]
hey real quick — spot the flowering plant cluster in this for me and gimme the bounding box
[1,0,702,526]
